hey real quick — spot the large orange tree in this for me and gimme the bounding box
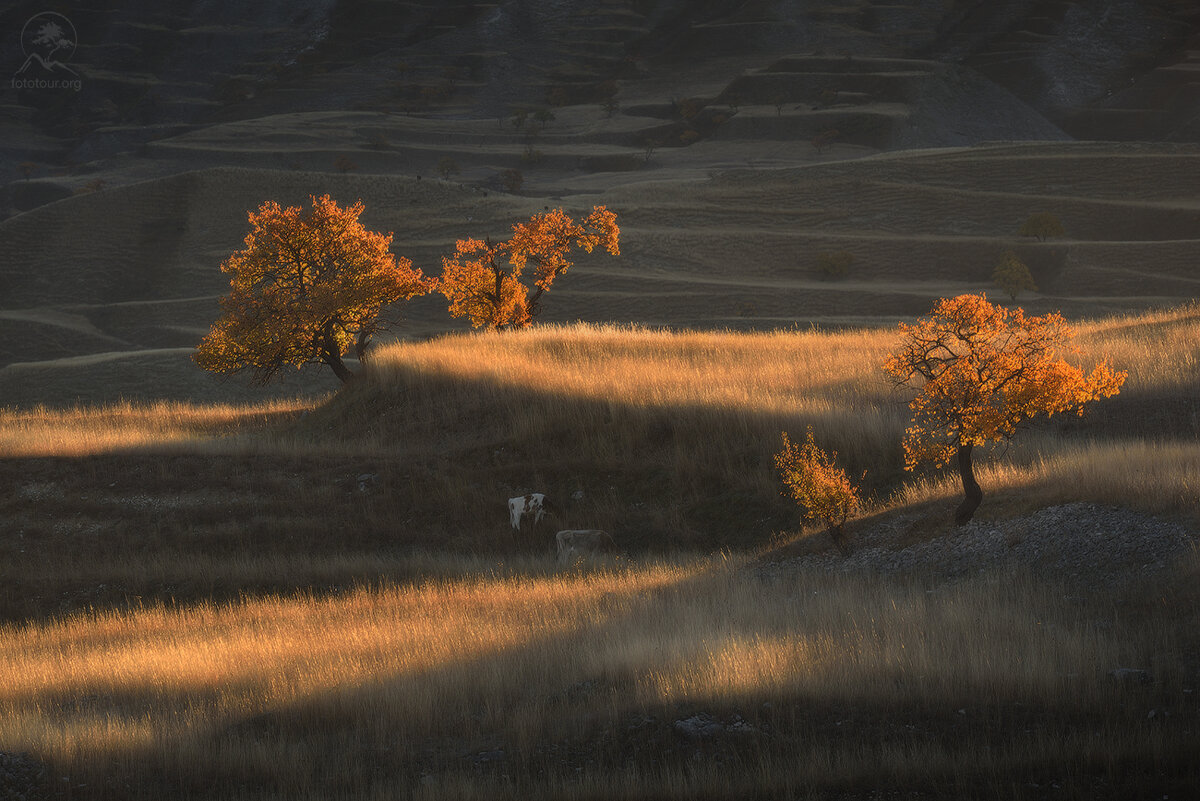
[195,195,431,384]
[884,294,1125,525]
[438,206,619,329]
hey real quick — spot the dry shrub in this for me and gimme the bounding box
[775,427,862,552]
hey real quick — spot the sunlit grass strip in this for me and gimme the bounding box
[367,305,1200,412]
[0,398,314,457]
[0,561,701,762]
[370,322,899,415]
[8,304,1199,464]
[0,553,1178,798]
[1077,302,1200,392]
[888,437,1200,518]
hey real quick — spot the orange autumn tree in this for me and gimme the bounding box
[884,294,1126,525]
[438,206,619,329]
[195,195,431,384]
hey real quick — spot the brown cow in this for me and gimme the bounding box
[556,529,617,566]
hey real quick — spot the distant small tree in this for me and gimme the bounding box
[436,156,460,180]
[521,145,544,165]
[421,82,452,107]
[811,129,839,154]
[533,108,556,130]
[438,206,620,329]
[884,294,1126,525]
[195,195,432,384]
[598,80,619,118]
[499,168,524,192]
[442,65,465,88]
[334,155,358,173]
[1020,212,1065,242]
[992,250,1037,301]
[675,97,701,121]
[775,427,862,554]
[510,108,529,129]
[816,250,854,280]
[73,178,106,195]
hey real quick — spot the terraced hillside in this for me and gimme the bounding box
[2,139,1199,408]
[3,0,1200,408]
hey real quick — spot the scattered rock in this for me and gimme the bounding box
[674,714,724,740]
[571,489,585,501]
[0,751,47,801]
[724,714,757,734]
[17,483,62,502]
[566,679,597,701]
[673,713,756,739]
[756,503,1197,591]
[356,473,379,494]
[471,749,506,767]
[626,715,655,730]
[1109,668,1153,685]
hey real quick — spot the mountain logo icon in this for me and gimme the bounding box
[17,12,78,77]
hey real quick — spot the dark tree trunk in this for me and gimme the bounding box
[827,523,851,555]
[323,350,354,383]
[354,329,371,365]
[954,443,983,526]
[319,326,355,384]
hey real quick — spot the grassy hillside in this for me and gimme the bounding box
[4,305,1199,621]
[4,142,1200,409]
[1,307,1198,799]
[5,4,1200,795]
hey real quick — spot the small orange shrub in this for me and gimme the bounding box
[775,427,861,552]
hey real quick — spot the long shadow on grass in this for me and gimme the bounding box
[16,558,1198,801]
[1,344,1185,625]
[4,355,1196,797]
[0,360,909,624]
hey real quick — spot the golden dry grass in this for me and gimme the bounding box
[353,304,1200,526]
[2,554,1193,800]
[2,304,1199,798]
[0,398,313,458]
[6,303,1200,556]
[0,562,692,762]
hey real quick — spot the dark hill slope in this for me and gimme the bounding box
[3,0,1200,181]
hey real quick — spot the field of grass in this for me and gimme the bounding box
[1,304,1198,798]
[3,556,1196,800]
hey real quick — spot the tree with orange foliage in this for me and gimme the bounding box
[195,195,432,384]
[884,294,1126,525]
[775,427,862,554]
[438,206,619,329]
